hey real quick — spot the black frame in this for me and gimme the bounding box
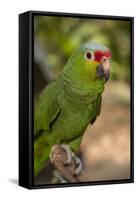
[19,10,134,189]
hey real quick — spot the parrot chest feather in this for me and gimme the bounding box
[47,92,100,145]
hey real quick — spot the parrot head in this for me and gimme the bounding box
[63,42,112,94]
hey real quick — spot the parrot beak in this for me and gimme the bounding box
[96,56,110,82]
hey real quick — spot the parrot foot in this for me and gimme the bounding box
[72,152,82,175]
[61,144,73,164]
[61,144,82,176]
[49,144,72,164]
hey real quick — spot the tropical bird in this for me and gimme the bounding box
[34,42,112,177]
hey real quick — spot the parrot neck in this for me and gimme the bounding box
[62,71,103,96]
[60,74,100,107]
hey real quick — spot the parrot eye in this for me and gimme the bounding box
[85,51,94,61]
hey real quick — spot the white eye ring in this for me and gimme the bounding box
[85,51,94,61]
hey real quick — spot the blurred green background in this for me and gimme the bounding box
[34,16,131,85]
[34,16,131,185]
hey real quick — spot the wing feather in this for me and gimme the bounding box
[34,81,61,135]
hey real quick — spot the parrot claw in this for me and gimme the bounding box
[72,153,82,175]
[49,144,73,165]
[61,144,73,164]
[50,144,82,176]
[61,144,82,175]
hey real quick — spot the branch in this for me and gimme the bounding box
[50,144,89,182]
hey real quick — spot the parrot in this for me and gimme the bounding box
[34,42,112,177]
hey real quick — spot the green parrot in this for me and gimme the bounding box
[34,42,112,177]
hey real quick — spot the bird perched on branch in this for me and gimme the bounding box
[34,42,112,177]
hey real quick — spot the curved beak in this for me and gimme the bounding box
[96,57,110,82]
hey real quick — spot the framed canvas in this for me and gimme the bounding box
[19,11,134,189]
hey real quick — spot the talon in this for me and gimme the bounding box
[61,144,72,165]
[50,144,83,176]
[61,145,83,175]
[72,155,82,175]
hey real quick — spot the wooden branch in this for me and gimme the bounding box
[50,144,89,182]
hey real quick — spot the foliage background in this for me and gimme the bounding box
[34,15,131,185]
[34,16,131,84]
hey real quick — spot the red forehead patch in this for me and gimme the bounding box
[94,50,112,62]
